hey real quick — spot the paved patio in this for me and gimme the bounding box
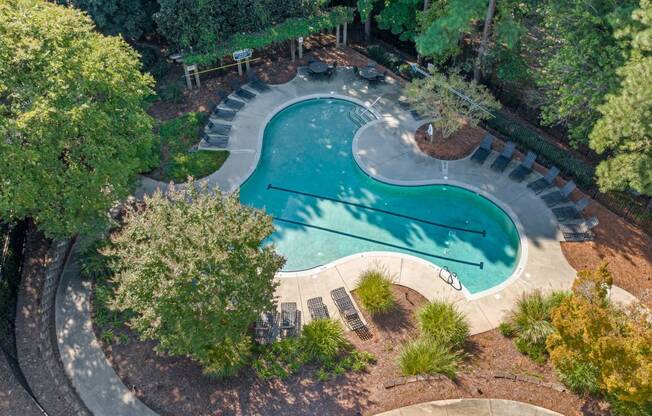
[55,66,637,416]
[374,399,562,416]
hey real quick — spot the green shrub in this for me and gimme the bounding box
[418,301,469,350]
[502,290,569,363]
[398,63,413,80]
[555,357,601,395]
[167,150,229,183]
[78,239,111,280]
[486,112,595,188]
[253,337,305,380]
[356,269,394,315]
[159,81,185,103]
[367,44,402,72]
[498,322,515,337]
[300,319,348,363]
[398,338,460,378]
[203,337,252,379]
[607,396,652,416]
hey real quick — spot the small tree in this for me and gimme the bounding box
[106,181,284,378]
[405,70,500,140]
[547,263,652,409]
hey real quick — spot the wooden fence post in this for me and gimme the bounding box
[335,25,340,48]
[343,22,348,46]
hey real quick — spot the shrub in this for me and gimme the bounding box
[417,301,469,350]
[78,239,112,280]
[398,338,460,378]
[398,63,413,80]
[367,44,402,72]
[300,319,349,363]
[159,81,185,103]
[554,357,601,395]
[501,290,569,363]
[203,337,253,379]
[486,112,595,188]
[252,337,305,380]
[356,269,394,315]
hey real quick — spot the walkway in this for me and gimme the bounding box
[374,399,562,416]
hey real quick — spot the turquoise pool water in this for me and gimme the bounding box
[239,98,521,294]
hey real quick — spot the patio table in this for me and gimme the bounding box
[359,68,381,80]
[309,61,329,74]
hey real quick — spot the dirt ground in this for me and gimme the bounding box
[414,123,486,160]
[97,285,608,416]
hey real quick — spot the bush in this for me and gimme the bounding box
[356,269,394,315]
[203,337,253,379]
[555,357,601,395]
[398,63,413,80]
[253,337,305,380]
[367,44,402,73]
[486,112,595,188]
[502,290,569,363]
[159,81,185,103]
[300,319,348,363]
[398,338,460,378]
[418,301,469,350]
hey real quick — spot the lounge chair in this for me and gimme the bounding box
[206,120,231,135]
[508,151,537,182]
[470,133,495,164]
[254,312,277,344]
[559,216,598,242]
[217,90,245,111]
[331,287,366,332]
[552,198,590,222]
[541,180,576,207]
[247,73,270,92]
[227,79,256,101]
[280,302,300,337]
[527,166,560,194]
[490,141,516,172]
[202,133,229,148]
[212,106,236,121]
[307,297,330,320]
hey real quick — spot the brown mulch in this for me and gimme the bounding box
[414,123,486,160]
[96,285,607,416]
[147,35,389,122]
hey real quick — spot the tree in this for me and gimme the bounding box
[547,263,652,410]
[0,0,157,238]
[405,70,500,139]
[376,0,422,42]
[58,0,158,40]
[536,0,638,146]
[106,181,284,378]
[589,0,652,196]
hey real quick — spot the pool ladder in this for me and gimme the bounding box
[439,266,463,291]
[348,107,377,128]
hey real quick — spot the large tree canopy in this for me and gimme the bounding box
[0,0,157,238]
[107,182,284,378]
[589,0,652,195]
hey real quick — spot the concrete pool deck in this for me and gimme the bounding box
[55,66,638,416]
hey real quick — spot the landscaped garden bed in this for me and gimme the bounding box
[414,123,486,160]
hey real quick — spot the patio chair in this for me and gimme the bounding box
[307,297,330,320]
[227,79,256,101]
[527,166,560,194]
[254,312,277,344]
[247,72,271,92]
[490,141,516,172]
[217,90,245,111]
[552,197,590,222]
[202,133,229,148]
[326,61,338,78]
[206,120,231,135]
[366,61,376,69]
[541,180,576,207]
[508,151,537,182]
[212,106,236,121]
[280,302,300,337]
[331,287,367,332]
[470,133,495,164]
[559,216,598,242]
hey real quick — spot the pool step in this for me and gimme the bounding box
[348,107,377,128]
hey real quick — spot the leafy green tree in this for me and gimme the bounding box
[405,70,500,138]
[58,0,158,40]
[589,0,652,195]
[536,0,638,146]
[547,264,652,410]
[376,0,422,42]
[106,181,284,378]
[0,0,157,238]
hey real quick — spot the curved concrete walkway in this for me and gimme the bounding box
[374,399,563,416]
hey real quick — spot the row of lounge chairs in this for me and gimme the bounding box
[470,133,597,241]
[201,73,271,149]
[254,287,371,344]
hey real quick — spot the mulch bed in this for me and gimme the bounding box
[95,284,608,416]
[414,123,486,160]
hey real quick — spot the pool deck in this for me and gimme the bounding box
[55,67,638,416]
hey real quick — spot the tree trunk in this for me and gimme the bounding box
[417,0,431,65]
[364,17,371,42]
[474,0,496,83]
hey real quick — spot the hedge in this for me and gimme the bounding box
[368,44,402,73]
[486,111,595,189]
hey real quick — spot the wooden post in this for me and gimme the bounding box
[343,22,348,46]
[245,59,250,72]
[193,67,201,88]
[183,64,193,89]
[290,40,296,62]
[298,37,303,59]
[237,60,243,76]
[335,24,340,47]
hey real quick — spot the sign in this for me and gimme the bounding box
[232,49,253,61]
[298,37,304,44]
[427,123,434,138]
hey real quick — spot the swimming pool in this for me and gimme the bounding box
[239,98,521,294]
